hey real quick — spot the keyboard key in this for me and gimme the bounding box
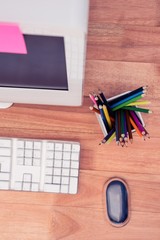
[61,185,69,193]
[72,144,80,152]
[63,160,70,168]
[62,168,70,176]
[71,152,79,161]
[33,141,41,150]
[25,141,33,149]
[0,172,10,181]
[0,181,10,190]
[45,175,53,184]
[63,144,71,151]
[31,183,39,191]
[14,182,22,190]
[53,176,61,184]
[55,151,62,160]
[61,176,69,185]
[0,156,11,172]
[70,169,79,177]
[25,158,32,166]
[33,159,40,166]
[23,182,31,191]
[17,141,24,148]
[55,143,63,151]
[44,184,60,193]
[34,150,41,158]
[54,160,62,168]
[0,147,11,156]
[0,139,11,148]
[53,168,61,176]
[24,149,32,158]
[63,152,71,160]
[69,177,78,194]
[46,143,54,150]
[45,167,53,175]
[71,161,79,169]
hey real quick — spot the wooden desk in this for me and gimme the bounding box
[0,1,160,239]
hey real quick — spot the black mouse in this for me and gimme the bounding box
[104,178,130,227]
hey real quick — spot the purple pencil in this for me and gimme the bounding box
[129,111,145,135]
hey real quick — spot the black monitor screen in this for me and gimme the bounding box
[0,35,68,90]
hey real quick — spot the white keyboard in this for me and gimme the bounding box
[0,138,80,194]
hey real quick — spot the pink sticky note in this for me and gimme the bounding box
[0,22,27,54]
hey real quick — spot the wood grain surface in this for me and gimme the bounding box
[0,1,160,239]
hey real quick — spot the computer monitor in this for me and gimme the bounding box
[0,0,89,108]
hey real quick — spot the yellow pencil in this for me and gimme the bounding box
[102,104,112,129]
[126,101,151,106]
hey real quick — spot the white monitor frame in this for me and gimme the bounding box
[0,0,90,107]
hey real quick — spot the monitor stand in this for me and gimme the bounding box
[0,103,13,109]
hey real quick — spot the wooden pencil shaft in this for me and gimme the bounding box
[110,90,145,108]
[112,95,144,111]
[109,86,146,106]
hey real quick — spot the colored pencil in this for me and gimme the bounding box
[102,104,112,129]
[124,111,128,143]
[129,116,143,137]
[121,106,152,113]
[126,110,133,143]
[99,105,110,132]
[89,93,97,106]
[111,94,145,111]
[89,106,100,114]
[120,109,125,138]
[126,101,151,106]
[115,111,120,145]
[95,112,108,136]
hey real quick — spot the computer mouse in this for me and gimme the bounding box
[104,178,130,227]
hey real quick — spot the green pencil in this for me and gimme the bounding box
[121,106,152,113]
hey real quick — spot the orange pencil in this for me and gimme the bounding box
[129,116,143,137]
